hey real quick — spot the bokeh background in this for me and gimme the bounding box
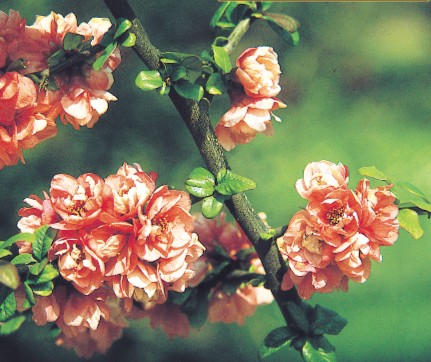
[1,0,431,361]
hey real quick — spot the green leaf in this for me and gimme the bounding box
[171,66,189,82]
[399,199,431,214]
[310,304,347,336]
[31,281,54,296]
[0,261,19,290]
[49,326,62,338]
[114,18,132,39]
[93,42,117,71]
[260,229,276,241]
[397,209,423,239]
[157,83,170,96]
[173,80,204,102]
[23,282,35,306]
[259,326,298,360]
[215,21,235,29]
[262,13,300,33]
[210,2,230,28]
[11,253,36,266]
[186,167,215,198]
[206,72,227,95]
[0,290,17,321]
[27,264,59,285]
[120,32,136,47]
[309,335,335,353]
[215,169,256,196]
[169,288,194,305]
[235,248,256,260]
[302,341,338,362]
[135,70,164,91]
[0,315,26,335]
[358,166,391,183]
[180,286,210,329]
[211,45,232,74]
[397,181,430,203]
[46,76,60,91]
[32,225,56,262]
[63,33,84,51]
[5,58,27,72]
[47,49,66,67]
[182,56,204,70]
[0,250,12,258]
[261,2,273,11]
[264,17,300,47]
[250,275,267,287]
[77,36,93,53]
[28,257,49,276]
[0,233,35,251]
[286,301,310,334]
[202,193,227,219]
[99,24,116,47]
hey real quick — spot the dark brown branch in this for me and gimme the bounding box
[104,0,301,323]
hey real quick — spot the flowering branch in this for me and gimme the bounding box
[103,0,302,323]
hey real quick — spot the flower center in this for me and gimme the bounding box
[71,244,85,268]
[303,232,323,255]
[152,215,169,235]
[326,206,344,225]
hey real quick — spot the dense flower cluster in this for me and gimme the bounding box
[140,212,274,338]
[215,47,286,151]
[278,160,399,300]
[0,10,120,169]
[16,163,205,356]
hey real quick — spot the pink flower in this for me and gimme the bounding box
[355,179,399,247]
[208,284,273,325]
[214,89,286,151]
[278,210,349,300]
[31,293,61,326]
[49,173,106,230]
[141,302,191,338]
[0,10,26,68]
[295,160,349,201]
[234,47,282,98]
[49,231,105,295]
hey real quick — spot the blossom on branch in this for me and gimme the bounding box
[214,89,286,151]
[215,46,286,151]
[278,160,399,300]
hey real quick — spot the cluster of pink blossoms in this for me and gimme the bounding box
[15,163,205,356]
[278,160,400,300]
[215,47,286,151]
[0,10,120,169]
[140,212,274,338]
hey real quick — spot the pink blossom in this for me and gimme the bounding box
[214,89,286,151]
[295,160,349,201]
[234,47,282,98]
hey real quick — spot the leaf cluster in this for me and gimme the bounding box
[0,225,58,335]
[358,166,431,240]
[186,167,256,218]
[259,301,347,361]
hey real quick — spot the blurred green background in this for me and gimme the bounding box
[1,0,431,361]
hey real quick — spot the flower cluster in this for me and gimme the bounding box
[215,47,286,151]
[16,163,205,355]
[140,212,274,338]
[278,160,399,300]
[0,10,120,169]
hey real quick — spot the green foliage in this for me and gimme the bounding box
[120,32,136,47]
[0,261,19,290]
[186,167,216,198]
[302,341,338,362]
[32,225,56,262]
[11,254,36,265]
[180,285,211,329]
[0,289,17,322]
[93,41,117,71]
[63,33,85,51]
[0,315,26,335]
[173,80,204,102]
[212,45,232,74]
[215,169,256,196]
[259,326,297,360]
[261,14,300,47]
[0,233,35,251]
[358,166,391,183]
[135,70,164,91]
[206,73,227,95]
[114,18,132,39]
[398,181,431,203]
[259,302,346,360]
[260,229,276,241]
[397,209,423,240]
[201,192,227,219]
